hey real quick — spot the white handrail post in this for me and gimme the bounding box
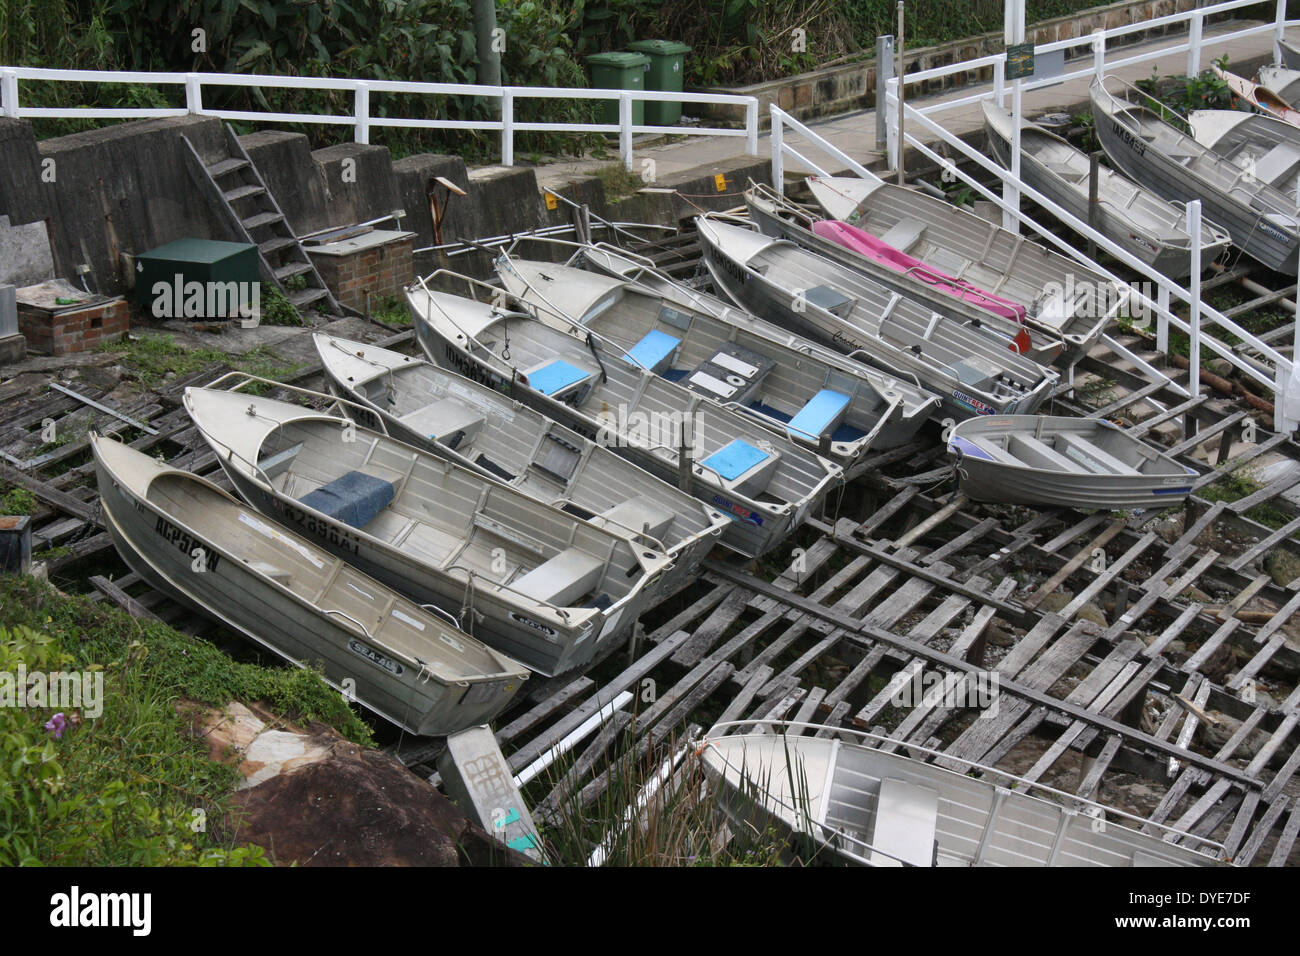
[1,68,18,118]
[993,58,1005,106]
[1187,199,1202,433]
[1092,29,1105,81]
[1282,179,1300,433]
[770,105,785,197]
[619,93,634,171]
[885,77,899,173]
[501,89,514,166]
[184,73,203,114]
[1156,282,1170,355]
[354,81,370,144]
[1002,0,1024,234]
[1276,0,1287,67]
[1187,12,1203,78]
[745,97,758,156]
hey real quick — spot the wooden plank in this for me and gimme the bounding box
[1182,618,1241,674]
[1229,520,1300,571]
[88,575,161,621]
[1075,734,1124,801]
[814,701,852,737]
[497,676,595,744]
[823,643,889,708]
[667,588,751,666]
[1266,801,1300,866]
[715,666,774,725]
[1023,517,1126,610]
[855,659,924,726]
[853,485,918,538]
[1058,533,1157,621]
[1235,795,1292,866]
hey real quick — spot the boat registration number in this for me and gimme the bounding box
[1110,121,1147,157]
[348,638,404,676]
[275,500,360,555]
[510,612,559,641]
[154,516,220,571]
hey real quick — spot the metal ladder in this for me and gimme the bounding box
[181,124,339,315]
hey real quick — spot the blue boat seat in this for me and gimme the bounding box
[298,471,396,529]
[524,358,593,398]
[700,439,770,482]
[510,547,604,608]
[623,329,681,375]
[786,389,851,443]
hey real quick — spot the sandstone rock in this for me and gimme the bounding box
[1038,592,1074,614]
[1076,601,1108,627]
[985,620,1016,648]
[1264,548,1300,588]
[1197,711,1271,761]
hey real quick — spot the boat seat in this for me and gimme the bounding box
[699,438,780,495]
[592,498,676,540]
[803,284,856,317]
[523,358,597,401]
[623,329,681,375]
[1253,142,1300,185]
[257,442,304,480]
[1042,159,1084,181]
[398,398,485,448]
[879,218,927,253]
[509,547,604,608]
[1056,432,1140,476]
[1007,434,1090,474]
[786,389,851,443]
[297,471,396,529]
[869,778,939,867]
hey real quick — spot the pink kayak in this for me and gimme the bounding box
[812,219,1033,355]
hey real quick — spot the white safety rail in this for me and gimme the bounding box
[0,66,759,172]
[868,0,1300,424]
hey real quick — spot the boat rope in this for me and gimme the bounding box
[458,570,481,635]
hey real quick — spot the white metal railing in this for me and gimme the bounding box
[0,66,760,172]
[866,0,1300,424]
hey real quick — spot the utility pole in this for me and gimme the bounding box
[1003,0,1025,232]
[896,2,906,186]
[473,0,502,112]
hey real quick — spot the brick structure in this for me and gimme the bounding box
[307,229,416,313]
[15,282,129,356]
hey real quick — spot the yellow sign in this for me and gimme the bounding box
[713,174,727,192]
[544,191,558,210]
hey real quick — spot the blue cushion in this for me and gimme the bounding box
[786,389,851,442]
[701,439,770,481]
[623,329,681,373]
[299,471,396,529]
[528,360,590,396]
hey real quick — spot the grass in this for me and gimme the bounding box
[1200,468,1293,531]
[99,333,301,388]
[0,486,37,515]
[370,295,412,328]
[0,574,374,865]
[594,163,651,202]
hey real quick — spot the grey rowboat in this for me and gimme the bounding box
[1092,75,1300,275]
[493,256,905,478]
[91,433,529,736]
[1257,65,1300,109]
[983,100,1231,278]
[313,332,728,602]
[946,414,1196,510]
[1188,109,1300,197]
[562,240,942,446]
[407,278,843,559]
[184,384,673,676]
[699,721,1227,866]
[795,176,1118,362]
[696,216,1059,423]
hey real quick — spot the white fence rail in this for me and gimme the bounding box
[0,66,760,171]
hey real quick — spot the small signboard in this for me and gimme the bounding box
[1006,42,1035,80]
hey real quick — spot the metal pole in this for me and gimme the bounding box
[1188,12,1203,78]
[1284,179,1300,433]
[1157,283,1169,355]
[876,35,895,153]
[1093,29,1105,80]
[771,104,785,197]
[896,2,906,186]
[1276,0,1287,68]
[1087,151,1100,260]
[1003,0,1025,233]
[1187,199,1202,437]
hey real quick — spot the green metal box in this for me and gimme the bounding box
[135,238,260,319]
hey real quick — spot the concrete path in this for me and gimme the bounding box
[536,16,1281,190]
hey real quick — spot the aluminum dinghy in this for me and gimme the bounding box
[184,385,673,676]
[1188,109,1300,196]
[698,722,1226,866]
[568,241,942,445]
[946,415,1196,509]
[796,176,1118,361]
[313,332,728,601]
[697,216,1059,423]
[983,100,1230,278]
[91,433,529,735]
[493,256,904,478]
[407,280,842,559]
[1092,75,1300,275]
[1257,65,1300,110]
[1214,65,1300,127]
